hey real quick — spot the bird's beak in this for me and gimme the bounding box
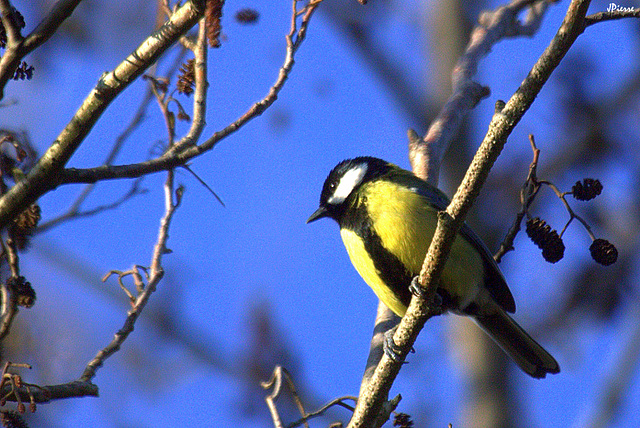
[306,206,328,224]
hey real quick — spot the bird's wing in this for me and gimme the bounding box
[409,179,516,313]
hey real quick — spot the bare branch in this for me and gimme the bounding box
[261,366,304,428]
[0,379,98,403]
[59,0,325,185]
[37,49,189,233]
[585,8,640,26]
[0,0,85,99]
[495,134,541,262]
[175,0,322,150]
[288,396,357,428]
[0,276,17,341]
[262,365,354,428]
[0,226,22,340]
[37,179,145,233]
[154,16,208,149]
[177,17,209,149]
[0,1,23,46]
[409,0,556,181]
[365,0,558,396]
[80,172,182,382]
[0,1,26,94]
[149,73,178,146]
[181,165,224,206]
[0,0,204,230]
[4,237,19,278]
[539,179,596,239]
[0,0,323,242]
[349,1,592,426]
[497,133,613,263]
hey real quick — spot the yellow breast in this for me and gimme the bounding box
[340,228,409,316]
[340,180,485,316]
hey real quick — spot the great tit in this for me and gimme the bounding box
[307,156,559,378]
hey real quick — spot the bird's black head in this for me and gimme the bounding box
[307,157,390,224]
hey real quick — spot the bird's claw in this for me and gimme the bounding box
[383,326,414,363]
[409,276,444,315]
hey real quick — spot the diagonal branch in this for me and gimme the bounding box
[409,0,555,182]
[349,1,592,426]
[80,172,182,382]
[0,0,204,230]
[0,0,85,99]
[58,0,324,186]
[362,0,559,396]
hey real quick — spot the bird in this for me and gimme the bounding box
[307,156,559,378]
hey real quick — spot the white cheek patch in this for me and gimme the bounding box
[328,163,368,205]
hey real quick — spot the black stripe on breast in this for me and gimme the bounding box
[341,202,414,308]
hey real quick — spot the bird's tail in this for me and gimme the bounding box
[474,307,559,378]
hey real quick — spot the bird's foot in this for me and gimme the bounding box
[383,325,414,363]
[409,276,444,316]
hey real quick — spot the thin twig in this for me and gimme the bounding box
[0,362,32,411]
[495,134,541,262]
[102,267,150,305]
[80,171,182,382]
[287,396,357,428]
[37,178,146,233]
[584,8,640,26]
[4,237,20,278]
[262,366,296,428]
[178,0,321,153]
[0,0,85,99]
[0,236,20,341]
[495,133,598,263]
[261,365,314,428]
[59,0,325,185]
[0,277,18,341]
[41,89,156,227]
[181,165,224,206]
[38,47,189,232]
[150,77,177,145]
[173,16,208,152]
[0,0,204,230]
[538,179,596,240]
